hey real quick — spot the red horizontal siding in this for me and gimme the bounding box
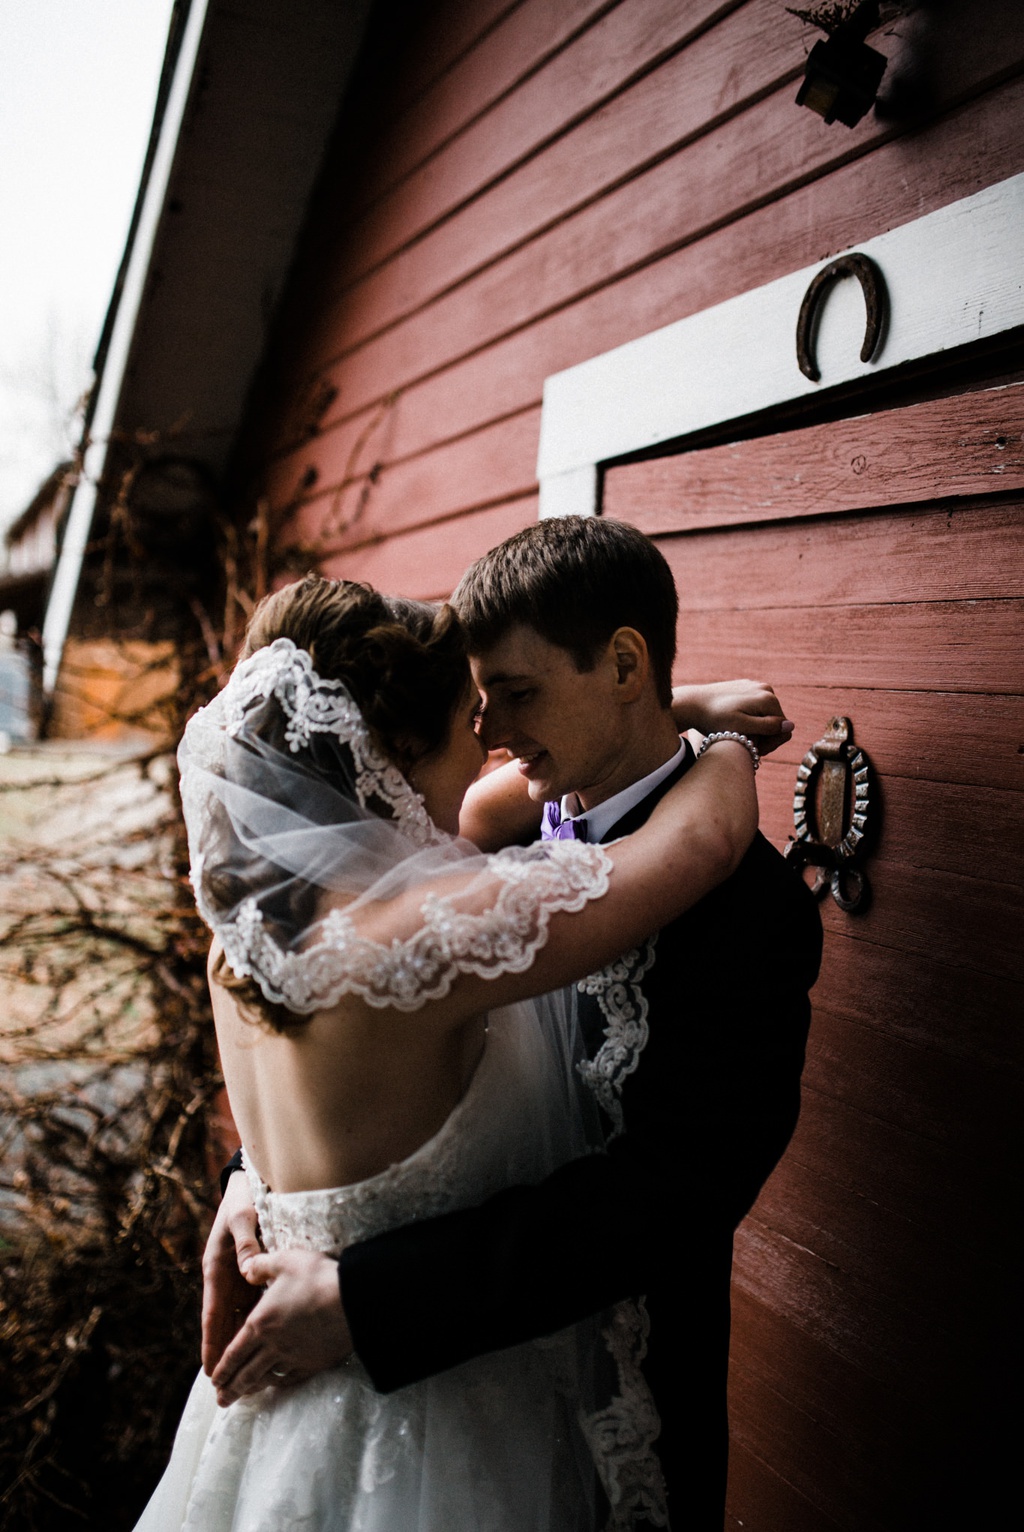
[678,599,1023,693]
[757,768,1022,887]
[271,405,542,554]
[663,501,1024,610]
[605,385,1024,531]
[365,0,525,152]
[809,934,1020,1069]
[351,0,673,227]
[752,686,1024,793]
[316,496,538,598]
[252,76,1024,562]
[274,2,1024,407]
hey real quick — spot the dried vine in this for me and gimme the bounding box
[0,448,268,1527]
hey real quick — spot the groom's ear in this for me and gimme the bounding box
[609,628,650,701]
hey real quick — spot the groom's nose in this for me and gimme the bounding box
[476,701,508,751]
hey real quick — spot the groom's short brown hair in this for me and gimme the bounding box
[451,516,678,706]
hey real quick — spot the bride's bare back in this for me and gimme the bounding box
[210,940,486,1194]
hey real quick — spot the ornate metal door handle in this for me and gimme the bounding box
[785,717,874,912]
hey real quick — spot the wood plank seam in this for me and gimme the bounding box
[348,0,525,149]
[797,909,1019,981]
[350,0,615,219]
[268,404,542,527]
[632,488,1024,539]
[254,80,1024,483]
[336,0,751,295]
[288,486,539,561]
[795,1058,1019,1160]
[257,96,1024,502]
[354,0,629,218]
[803,1010,1021,1109]
[305,59,819,374]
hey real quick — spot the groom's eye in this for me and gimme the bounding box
[507,688,534,703]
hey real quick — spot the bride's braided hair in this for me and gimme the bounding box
[240,575,469,772]
[207,575,470,1029]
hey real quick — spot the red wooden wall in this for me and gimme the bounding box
[230,1,1024,1526]
[605,382,1024,1528]
[236,0,1024,597]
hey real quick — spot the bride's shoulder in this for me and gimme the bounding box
[206,935,222,978]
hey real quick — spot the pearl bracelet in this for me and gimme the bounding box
[696,731,760,771]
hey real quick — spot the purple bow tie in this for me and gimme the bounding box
[541,800,588,842]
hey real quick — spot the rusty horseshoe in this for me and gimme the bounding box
[796,252,888,383]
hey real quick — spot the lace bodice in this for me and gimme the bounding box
[242,1006,562,1257]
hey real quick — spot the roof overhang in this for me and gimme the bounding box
[42,0,372,694]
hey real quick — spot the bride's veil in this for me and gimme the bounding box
[177,636,612,1019]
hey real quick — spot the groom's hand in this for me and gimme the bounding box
[210,1249,353,1406]
[201,1170,263,1378]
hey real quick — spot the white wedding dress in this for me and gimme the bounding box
[133,999,665,1532]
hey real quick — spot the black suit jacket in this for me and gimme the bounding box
[339,754,822,1521]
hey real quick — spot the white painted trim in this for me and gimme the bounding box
[538,464,599,520]
[42,0,211,697]
[536,174,1024,517]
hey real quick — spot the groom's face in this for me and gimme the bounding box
[471,624,632,809]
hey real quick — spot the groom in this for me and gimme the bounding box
[205,517,822,1528]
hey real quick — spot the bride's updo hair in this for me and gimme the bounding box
[239,574,470,771]
[207,575,471,1030]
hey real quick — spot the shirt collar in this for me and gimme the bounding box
[558,737,690,844]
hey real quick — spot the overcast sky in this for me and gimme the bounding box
[0,0,175,531]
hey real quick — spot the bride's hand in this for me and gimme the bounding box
[210,1249,353,1406]
[201,1171,262,1379]
[672,679,794,755]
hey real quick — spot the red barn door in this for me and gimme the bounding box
[604,380,1024,1530]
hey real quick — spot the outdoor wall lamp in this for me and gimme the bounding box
[793,1,889,127]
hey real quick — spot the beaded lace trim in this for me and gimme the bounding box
[577,937,658,1137]
[220,839,611,1014]
[216,636,443,848]
[576,942,669,1528]
[584,1299,669,1530]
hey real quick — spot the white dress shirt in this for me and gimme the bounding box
[558,736,690,844]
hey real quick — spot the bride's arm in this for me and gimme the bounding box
[672,678,793,754]
[357,738,757,1024]
[485,738,757,1005]
[459,679,789,854]
[458,756,543,850]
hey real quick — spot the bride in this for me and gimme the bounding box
[135,574,757,1531]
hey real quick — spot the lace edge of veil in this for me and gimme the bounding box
[584,1298,670,1531]
[217,839,613,1015]
[181,636,447,851]
[179,637,615,1015]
